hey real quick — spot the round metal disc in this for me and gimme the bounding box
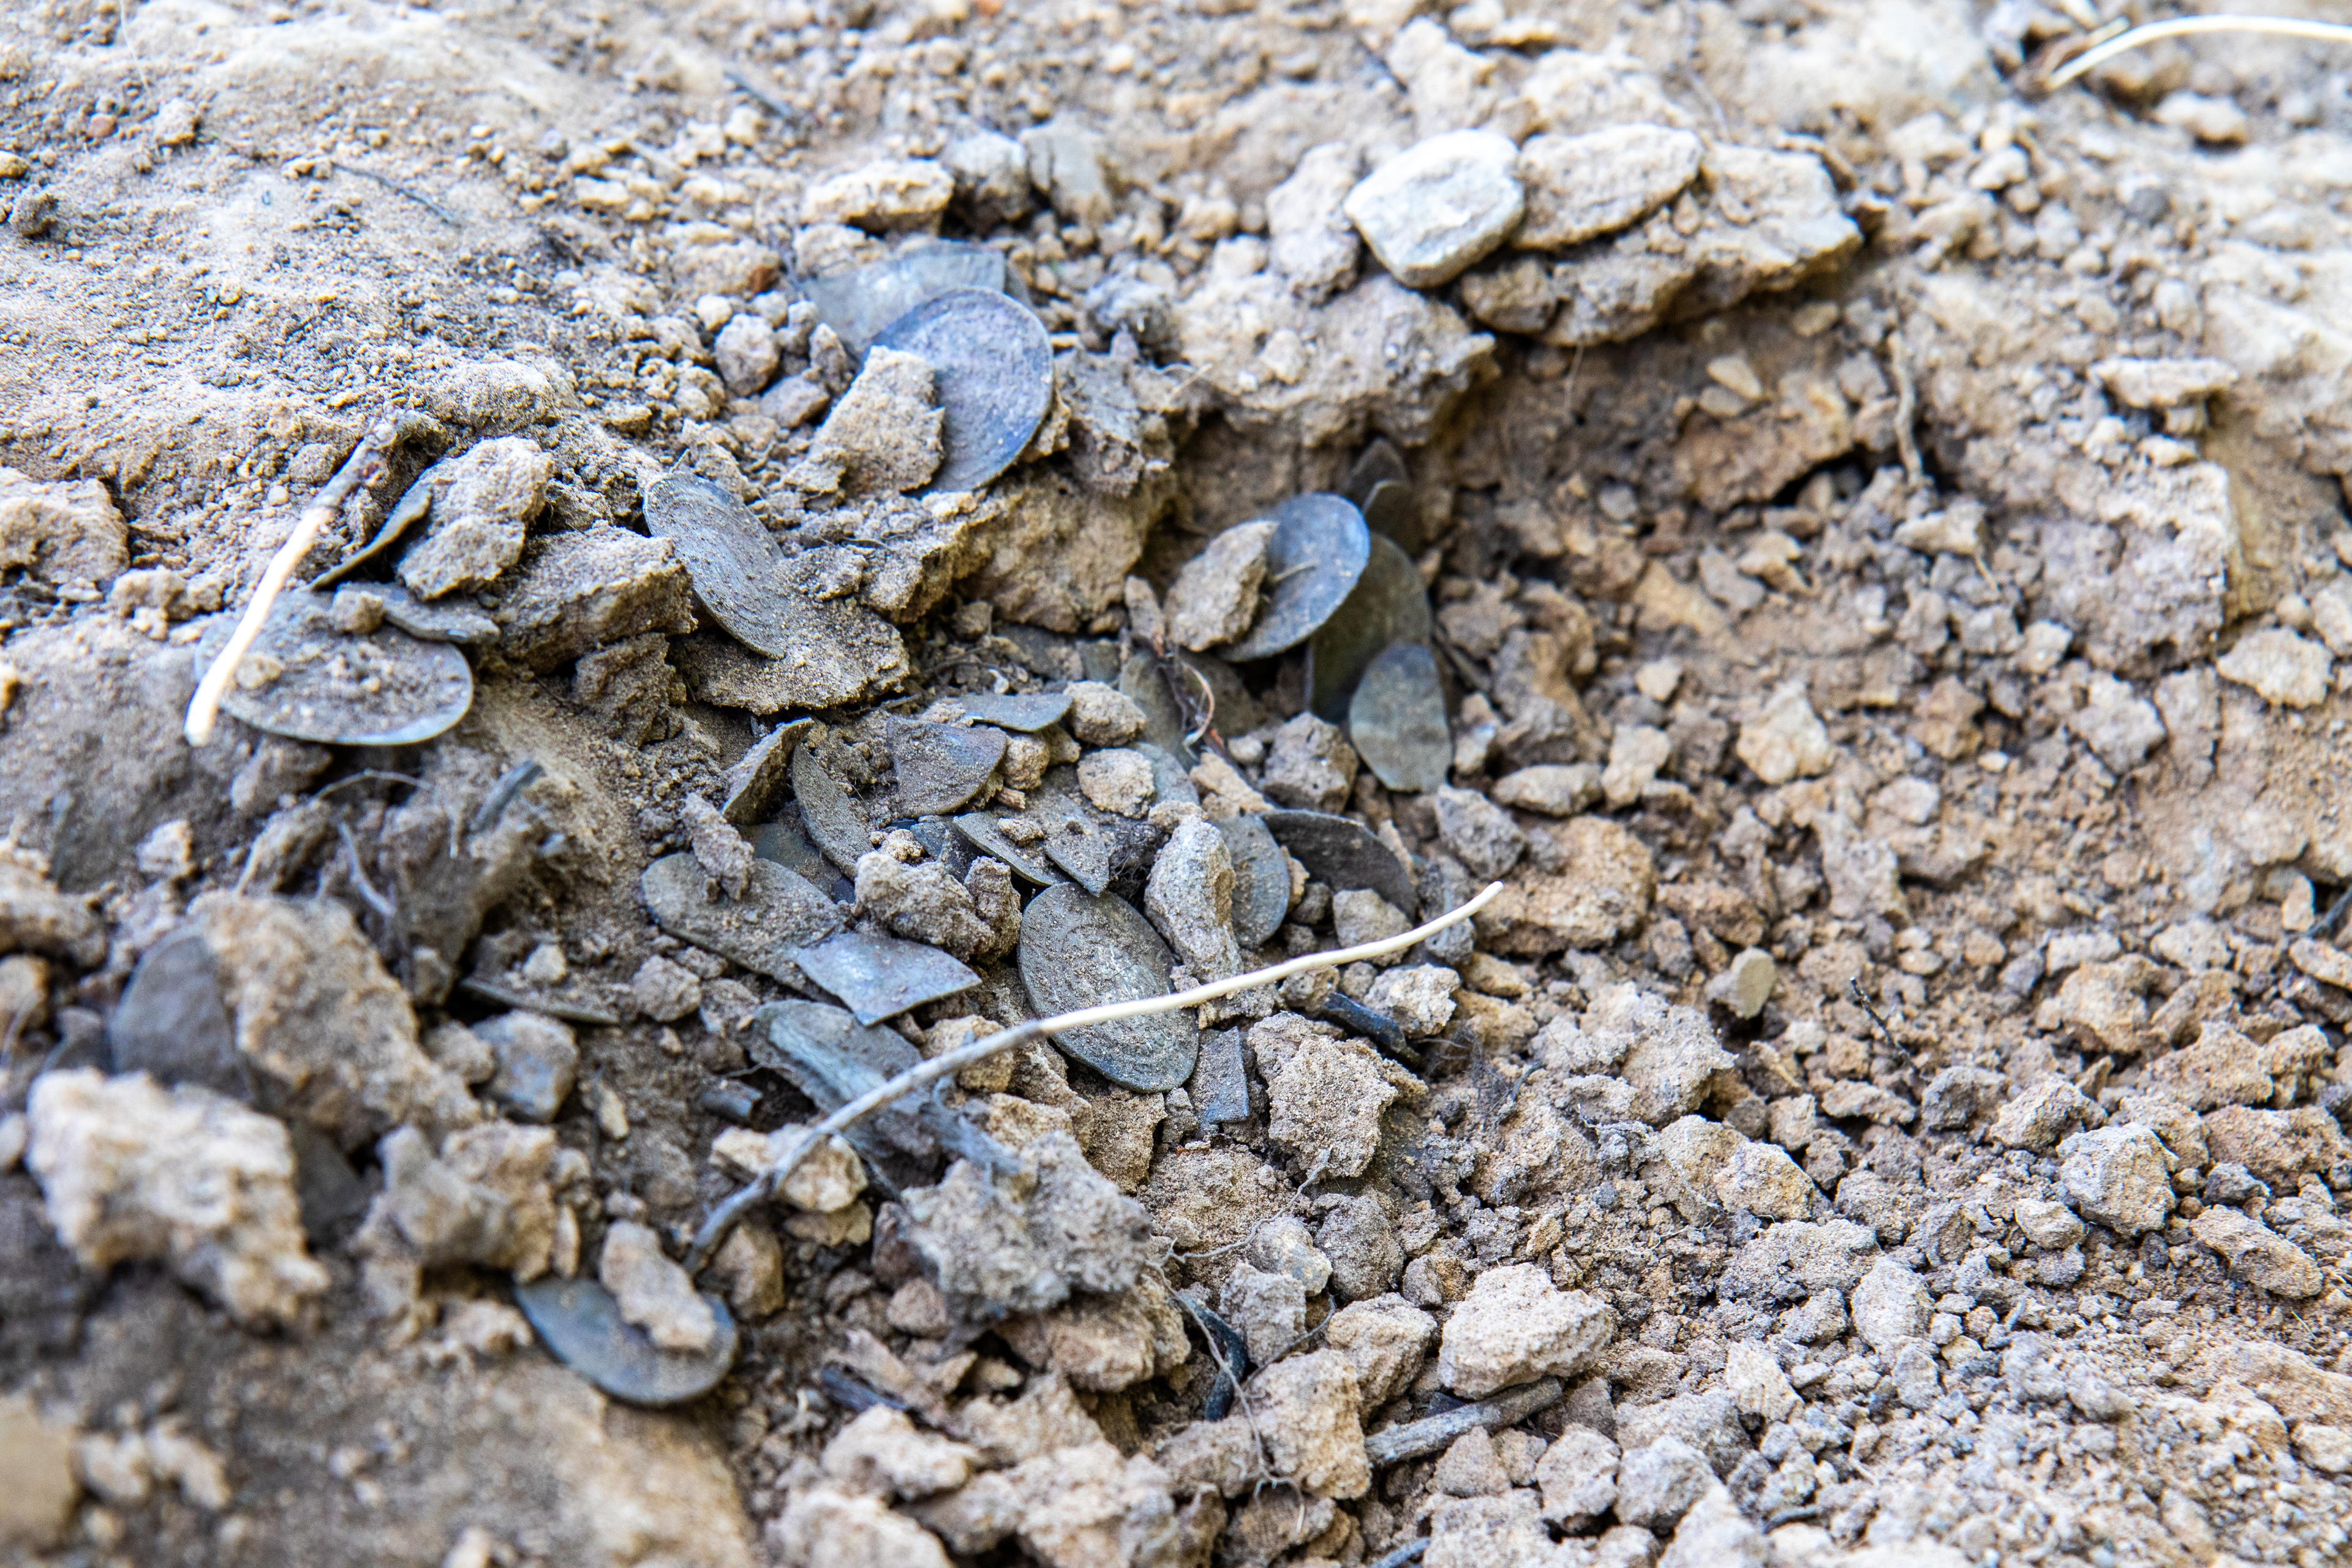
[1307,533,1433,720]
[1216,812,1291,949]
[1349,642,1451,793]
[197,590,473,747]
[643,471,794,658]
[1220,494,1372,661]
[871,288,1054,494]
[514,1277,738,1407]
[1017,883,1198,1091]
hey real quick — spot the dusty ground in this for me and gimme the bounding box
[7,0,2352,1565]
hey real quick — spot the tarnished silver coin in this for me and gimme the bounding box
[723,717,812,826]
[1307,533,1433,720]
[1349,642,1450,793]
[639,854,845,983]
[643,471,795,659]
[870,288,1053,494]
[1017,883,1197,1091]
[955,690,1071,732]
[347,583,500,646]
[952,813,1065,887]
[752,807,839,894]
[1216,812,1291,949]
[1220,494,1373,662]
[1342,437,1408,508]
[794,930,979,1025]
[108,927,245,1097]
[1359,479,1417,545]
[791,741,872,875]
[804,243,1012,355]
[514,1277,737,1407]
[1260,809,1417,913]
[751,998,936,1186]
[889,717,1007,817]
[195,589,473,747]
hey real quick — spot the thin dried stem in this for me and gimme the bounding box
[183,416,402,747]
[687,878,1507,1271]
[2045,15,2352,90]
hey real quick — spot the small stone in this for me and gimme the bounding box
[1703,948,1775,1020]
[943,130,1034,227]
[2066,671,2167,773]
[1534,1425,1618,1525]
[1849,1257,1929,1353]
[2059,1123,2176,1237]
[598,1220,718,1354]
[800,158,954,230]
[2294,1423,2352,1475]
[1325,1293,1435,1404]
[1515,124,1703,249]
[1144,818,1243,986]
[681,794,756,900]
[1267,143,1363,301]
[472,1011,579,1124]
[0,1394,77,1550]
[710,1221,786,1320]
[399,437,548,600]
[1613,1436,1711,1530]
[2153,90,2250,145]
[1435,1262,1616,1398]
[1736,679,1835,784]
[714,314,780,396]
[1658,1482,1768,1568]
[2217,627,2332,707]
[1248,1214,1333,1295]
[1344,130,1525,288]
[1725,1340,1799,1423]
[1220,1261,1308,1365]
[771,1485,952,1568]
[1316,1196,1404,1301]
[1076,747,1156,818]
[821,1406,980,1499]
[1488,764,1600,816]
[1475,818,1655,954]
[1432,1427,1512,1495]
[0,466,128,590]
[1261,712,1359,812]
[1987,1077,2092,1153]
[794,347,944,496]
[2012,1197,2085,1250]
[1434,785,1526,878]
[1021,118,1117,224]
[494,526,696,673]
[1365,963,1460,1036]
[1253,1014,1399,1178]
[1166,521,1275,652]
[1065,680,1146,746]
[630,956,703,1023]
[2191,1208,2322,1298]
[1332,888,1409,952]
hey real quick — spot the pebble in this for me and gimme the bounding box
[1343,129,1525,288]
[1613,1437,1712,1530]
[198,589,474,748]
[1144,817,1243,985]
[1066,680,1147,746]
[1261,712,1359,813]
[1076,746,1156,818]
[2217,627,2332,708]
[2059,1123,2176,1235]
[1433,785,1526,879]
[799,157,953,231]
[492,525,696,673]
[1735,678,1836,784]
[513,1276,739,1407]
[1514,124,1703,250]
[397,437,546,600]
[1166,521,1275,652]
[1267,142,1363,301]
[471,1011,578,1124]
[599,1220,718,1353]
[1703,947,1776,1020]
[794,346,945,496]
[1433,1263,1616,1397]
[1017,884,1197,1090]
[1488,764,1601,816]
[1348,642,1450,793]
[869,288,1054,493]
[1222,494,1373,660]
[1849,1256,1929,1352]
[1534,1427,1619,1525]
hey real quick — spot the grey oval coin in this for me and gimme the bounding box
[1359,478,1417,545]
[349,583,500,646]
[792,742,872,875]
[1308,533,1433,720]
[872,288,1053,494]
[952,814,1065,886]
[1017,883,1197,1091]
[197,590,473,747]
[804,242,1011,355]
[515,1276,737,1407]
[108,927,246,1097]
[639,854,845,983]
[1221,494,1373,662]
[1216,813,1291,949]
[723,717,813,826]
[1343,437,1408,508]
[752,998,935,1186]
[1260,809,1417,913]
[889,717,1007,817]
[753,807,839,894]
[794,929,980,1025]
[1349,643,1450,793]
[644,471,795,659]
[955,690,1071,732]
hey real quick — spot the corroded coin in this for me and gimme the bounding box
[1220,494,1372,662]
[639,854,845,982]
[955,691,1072,732]
[514,1277,737,1407]
[793,929,979,1025]
[1348,641,1450,793]
[804,243,1012,355]
[792,741,873,875]
[1017,883,1197,1091]
[889,716,1007,817]
[1307,533,1433,720]
[1259,809,1417,913]
[197,589,473,747]
[870,288,1054,494]
[1216,812,1291,949]
[643,471,794,659]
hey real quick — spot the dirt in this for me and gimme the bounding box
[7,1,2352,1566]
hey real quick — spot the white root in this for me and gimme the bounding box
[2046,15,2352,91]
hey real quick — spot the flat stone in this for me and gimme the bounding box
[513,1276,738,1408]
[1309,533,1433,720]
[1261,809,1417,913]
[1018,883,1199,1091]
[1167,521,1276,654]
[722,718,813,826]
[890,718,1008,816]
[870,288,1054,493]
[638,854,845,983]
[793,742,874,875]
[196,590,473,747]
[954,692,1071,732]
[794,930,979,1025]
[1223,494,1373,662]
[1514,124,1703,250]
[803,242,1012,355]
[1350,642,1450,793]
[1344,129,1525,288]
[1216,813,1291,949]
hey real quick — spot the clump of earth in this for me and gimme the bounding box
[4,2,2352,1567]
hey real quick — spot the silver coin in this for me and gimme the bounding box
[791,741,872,876]
[955,691,1071,732]
[722,717,813,826]
[870,288,1054,494]
[1221,494,1373,661]
[197,589,473,748]
[804,243,1011,356]
[889,717,1007,817]
[639,854,844,982]
[1260,809,1417,913]
[514,1277,737,1407]
[794,930,979,1025]
[1017,883,1197,1091]
[1216,812,1291,949]
[1349,642,1450,793]
[1307,533,1433,720]
[643,471,794,659]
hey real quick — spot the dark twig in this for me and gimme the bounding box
[1849,976,1903,1056]
[339,164,462,227]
